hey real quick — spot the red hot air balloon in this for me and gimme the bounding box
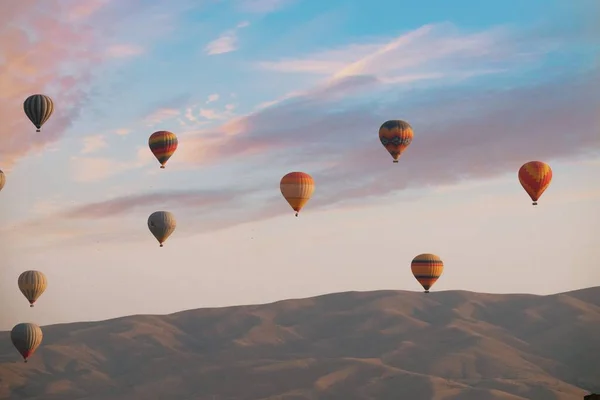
[148,131,178,168]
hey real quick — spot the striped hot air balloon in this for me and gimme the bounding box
[0,170,5,192]
[280,172,315,217]
[11,323,43,363]
[518,161,552,206]
[148,131,178,168]
[18,270,47,307]
[379,120,413,163]
[148,211,176,247]
[23,94,54,132]
[411,253,444,293]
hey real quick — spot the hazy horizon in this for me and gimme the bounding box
[0,0,598,331]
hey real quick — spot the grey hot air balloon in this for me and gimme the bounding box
[23,94,54,132]
[0,170,5,192]
[148,211,176,247]
[18,270,48,307]
[11,323,43,363]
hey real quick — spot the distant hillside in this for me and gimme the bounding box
[0,288,599,400]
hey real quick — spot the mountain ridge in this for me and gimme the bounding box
[0,287,598,399]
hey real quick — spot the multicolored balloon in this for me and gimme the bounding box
[518,161,552,206]
[379,120,413,163]
[18,271,48,307]
[148,211,176,247]
[11,323,43,363]
[23,94,54,132]
[149,131,178,169]
[280,172,315,217]
[411,253,444,293]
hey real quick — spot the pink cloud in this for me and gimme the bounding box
[235,0,294,13]
[105,44,145,58]
[0,1,183,167]
[0,1,138,166]
[63,189,242,219]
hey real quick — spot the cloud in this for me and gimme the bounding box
[205,21,250,55]
[0,1,168,168]
[7,19,599,246]
[70,147,154,183]
[175,59,599,211]
[257,23,557,86]
[67,0,111,21]
[114,128,131,136]
[56,66,597,239]
[63,189,241,219]
[0,2,107,166]
[144,108,181,126]
[235,0,294,13]
[105,43,145,58]
[80,134,108,154]
[207,94,220,103]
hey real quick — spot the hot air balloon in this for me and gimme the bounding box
[411,253,444,293]
[18,270,47,307]
[23,94,54,132]
[149,131,178,168]
[0,170,5,192]
[11,323,43,363]
[379,120,413,163]
[280,172,314,217]
[148,211,176,247]
[518,161,552,206]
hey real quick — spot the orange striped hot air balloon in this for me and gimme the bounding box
[149,131,178,168]
[280,172,314,217]
[518,161,552,206]
[411,253,444,293]
[379,120,413,163]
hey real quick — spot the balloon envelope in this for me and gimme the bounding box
[411,253,444,293]
[379,120,413,163]
[280,172,315,216]
[518,161,552,205]
[0,170,5,192]
[18,270,47,307]
[23,94,54,132]
[148,211,176,247]
[11,323,43,362]
[149,131,178,168]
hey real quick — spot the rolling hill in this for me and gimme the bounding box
[0,287,598,400]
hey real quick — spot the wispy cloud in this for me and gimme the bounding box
[0,1,112,166]
[144,108,181,126]
[80,135,108,154]
[0,1,180,167]
[235,0,294,13]
[105,43,145,58]
[205,21,251,55]
[70,147,154,183]
[257,23,548,85]
[64,189,241,219]
[114,128,131,136]
[207,94,220,103]
[54,65,600,237]
[6,18,599,246]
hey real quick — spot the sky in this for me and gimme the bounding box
[0,0,598,330]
